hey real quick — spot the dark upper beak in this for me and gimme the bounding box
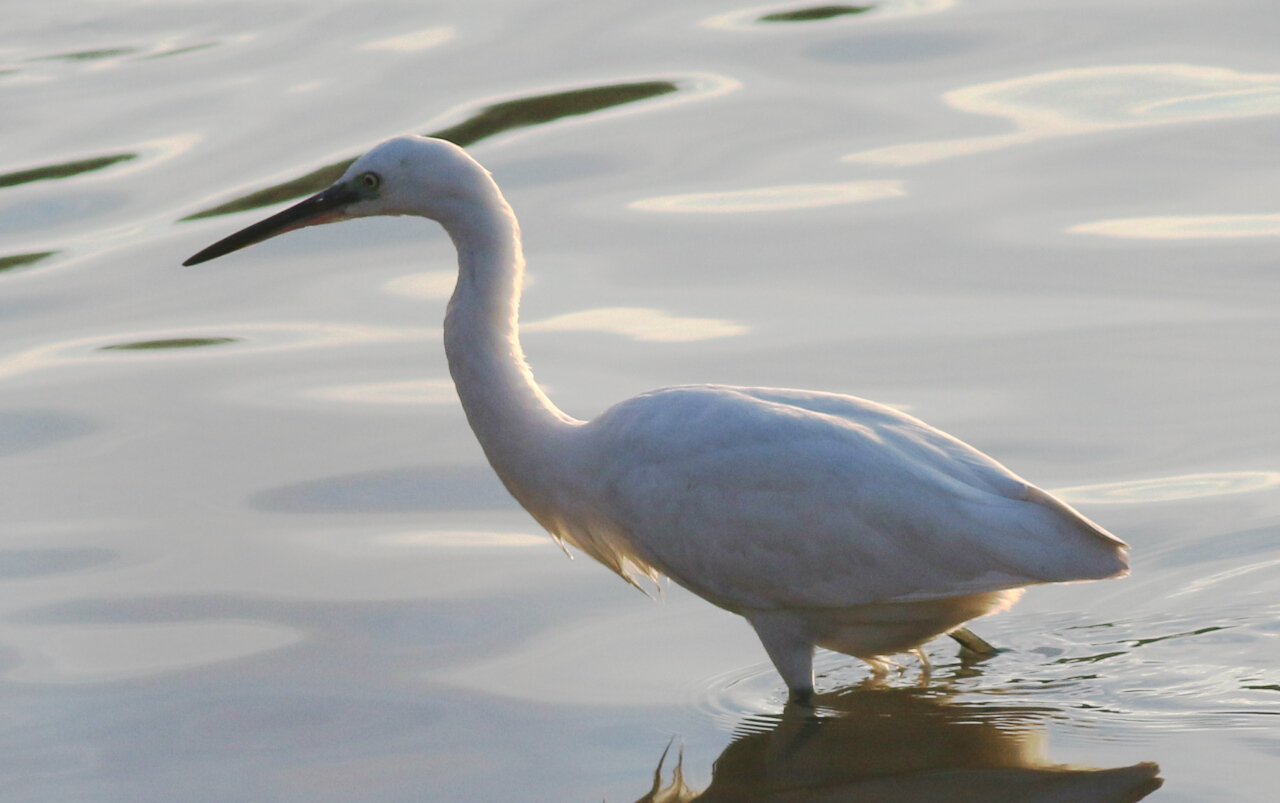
[183,182,361,266]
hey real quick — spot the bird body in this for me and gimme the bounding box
[575,384,1124,606]
[186,135,1129,696]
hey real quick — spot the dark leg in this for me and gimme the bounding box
[949,626,998,656]
[747,611,816,699]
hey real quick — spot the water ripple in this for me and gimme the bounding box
[703,0,953,30]
[846,64,1280,166]
[680,606,1280,736]
[0,322,431,380]
[1053,471,1280,504]
[1071,213,1280,240]
[630,181,904,213]
[523,307,748,341]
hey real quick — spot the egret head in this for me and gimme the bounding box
[184,135,496,266]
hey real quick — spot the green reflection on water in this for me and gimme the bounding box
[0,154,137,189]
[431,81,678,145]
[99,337,239,351]
[1052,650,1125,665]
[32,47,141,62]
[759,4,873,22]
[1129,625,1228,648]
[181,80,679,220]
[182,161,359,222]
[0,251,57,272]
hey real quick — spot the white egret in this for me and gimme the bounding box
[185,136,1128,698]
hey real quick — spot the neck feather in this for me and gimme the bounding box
[441,193,577,514]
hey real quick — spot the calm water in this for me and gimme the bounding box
[2,1,1278,800]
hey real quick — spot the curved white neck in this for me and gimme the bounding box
[441,194,578,515]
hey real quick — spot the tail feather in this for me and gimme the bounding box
[1022,485,1130,581]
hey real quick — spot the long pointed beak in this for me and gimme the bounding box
[183,182,361,266]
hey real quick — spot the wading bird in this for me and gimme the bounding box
[185,136,1128,699]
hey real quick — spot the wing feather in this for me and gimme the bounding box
[569,385,1127,610]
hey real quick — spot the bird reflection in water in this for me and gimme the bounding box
[635,689,1162,803]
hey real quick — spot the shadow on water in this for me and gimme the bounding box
[249,465,517,514]
[759,5,874,23]
[180,80,679,220]
[0,409,97,456]
[0,548,115,580]
[640,689,1162,802]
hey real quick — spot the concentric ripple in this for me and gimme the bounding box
[681,605,1280,736]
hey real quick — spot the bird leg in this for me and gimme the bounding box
[911,648,932,683]
[949,626,999,657]
[787,687,815,706]
[746,612,817,700]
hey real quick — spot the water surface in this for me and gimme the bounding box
[1,0,1277,800]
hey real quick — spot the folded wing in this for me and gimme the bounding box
[572,385,1127,610]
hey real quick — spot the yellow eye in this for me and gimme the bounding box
[358,171,381,191]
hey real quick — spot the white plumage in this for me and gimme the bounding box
[186,135,1128,698]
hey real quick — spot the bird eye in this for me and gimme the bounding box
[357,171,381,191]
